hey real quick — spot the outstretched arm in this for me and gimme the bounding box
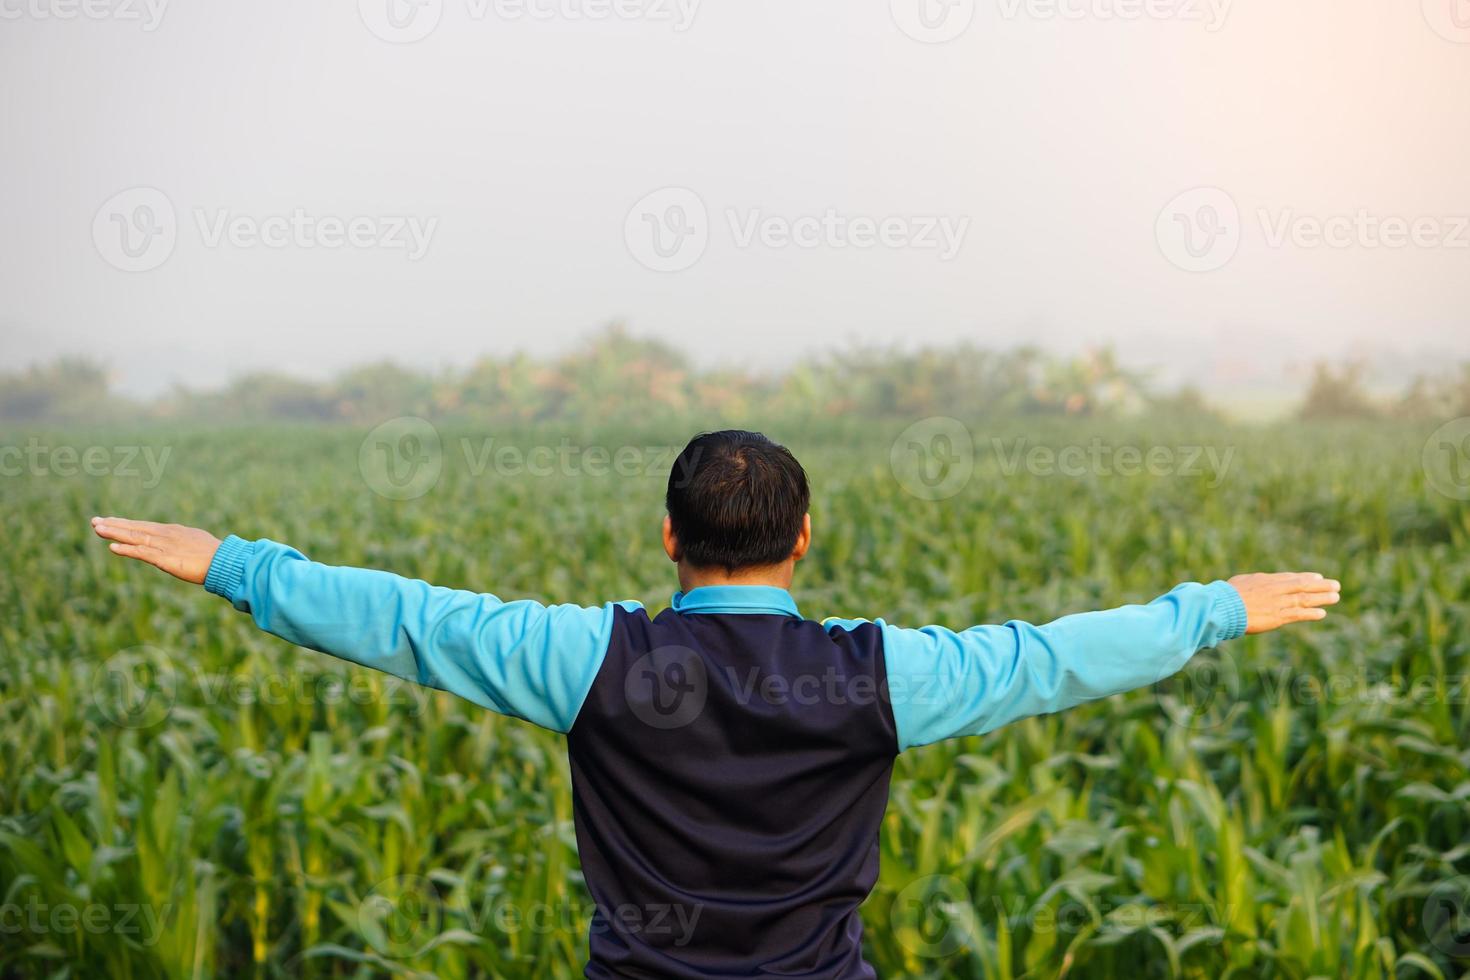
[876,574,1340,751]
[90,517,621,733]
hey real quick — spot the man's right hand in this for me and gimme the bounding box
[1227,572,1341,634]
[92,517,223,585]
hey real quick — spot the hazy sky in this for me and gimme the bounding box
[2,0,1468,397]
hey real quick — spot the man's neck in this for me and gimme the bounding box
[677,562,794,593]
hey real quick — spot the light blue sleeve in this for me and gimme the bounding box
[202,535,628,733]
[878,581,1248,751]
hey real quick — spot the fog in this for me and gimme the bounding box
[3,0,1467,405]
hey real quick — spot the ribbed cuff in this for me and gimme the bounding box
[203,535,253,599]
[1207,579,1249,641]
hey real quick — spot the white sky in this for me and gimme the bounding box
[2,0,1468,398]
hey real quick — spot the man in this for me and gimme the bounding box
[92,429,1340,979]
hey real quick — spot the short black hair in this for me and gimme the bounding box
[666,430,810,572]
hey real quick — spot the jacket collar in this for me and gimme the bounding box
[670,585,801,618]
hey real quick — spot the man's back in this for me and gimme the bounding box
[569,588,895,978]
[91,430,1341,978]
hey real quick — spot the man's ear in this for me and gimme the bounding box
[662,515,681,562]
[790,513,811,562]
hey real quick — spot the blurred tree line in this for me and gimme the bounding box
[2,326,1464,425]
[1298,361,1470,421]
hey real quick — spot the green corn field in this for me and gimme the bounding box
[2,417,1468,978]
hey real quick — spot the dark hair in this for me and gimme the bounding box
[666,430,810,571]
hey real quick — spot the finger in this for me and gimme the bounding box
[1296,591,1340,608]
[107,541,161,564]
[1288,607,1329,623]
[1273,572,1324,589]
[94,517,168,535]
[1294,577,1341,593]
[93,521,153,546]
